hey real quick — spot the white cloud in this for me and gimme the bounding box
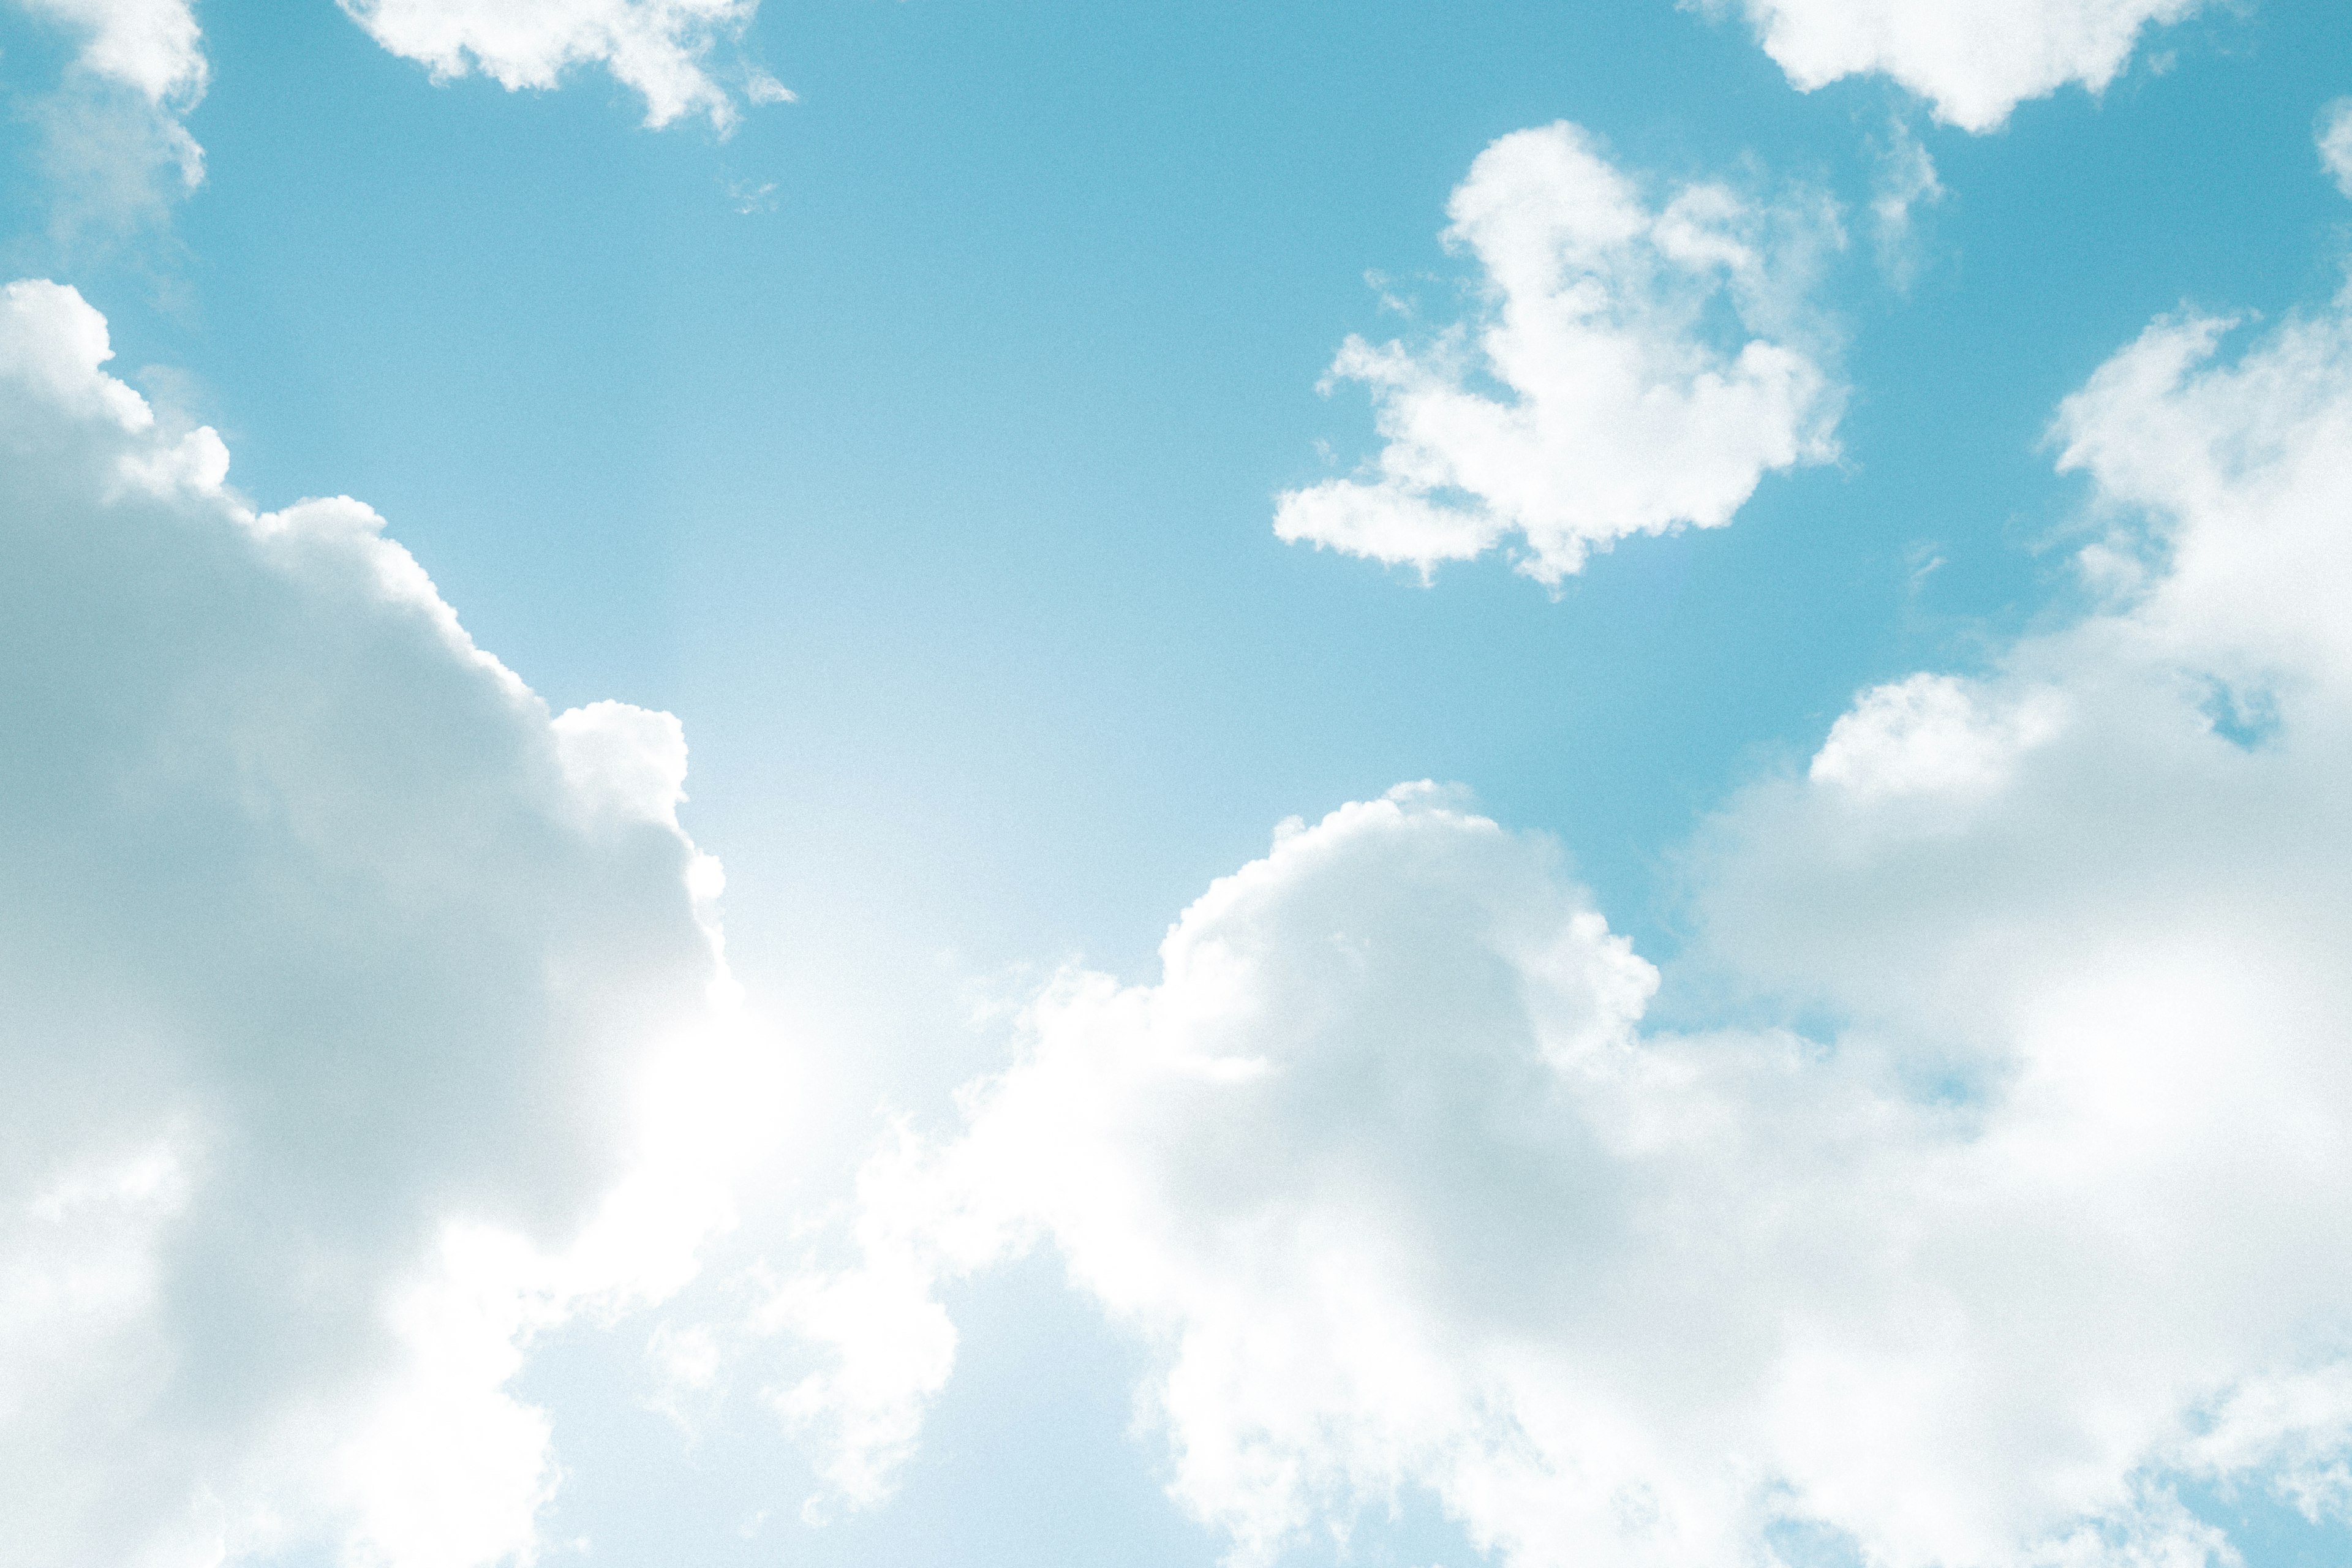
[14,0,205,104]
[1277,123,1843,587]
[2,0,785,236]
[777,277,2352,1566]
[339,0,791,131]
[1868,116,1943,289]
[1807,671,2065,802]
[2319,99,2352,200]
[0,278,769,1566]
[1712,0,2208,132]
[6,0,209,235]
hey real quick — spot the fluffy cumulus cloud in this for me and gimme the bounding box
[778,277,2352,1564]
[1713,0,2207,132]
[1277,123,1842,587]
[340,0,791,130]
[0,279,767,1566]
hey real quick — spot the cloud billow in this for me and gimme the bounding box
[340,0,792,132]
[1277,123,1844,587]
[0,279,756,1567]
[1715,0,2209,132]
[781,267,2352,1568]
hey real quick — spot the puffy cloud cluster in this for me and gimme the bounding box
[1714,0,2207,132]
[779,277,2352,1565]
[1277,123,1842,586]
[339,0,791,130]
[0,278,764,1566]
[1678,291,2352,1560]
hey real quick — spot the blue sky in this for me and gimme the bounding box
[12,1,2352,1566]
[62,0,2343,1041]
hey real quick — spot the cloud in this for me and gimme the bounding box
[0,278,766,1566]
[338,0,791,131]
[1868,116,1943,290]
[2320,99,2352,200]
[2,0,786,240]
[1276,123,1843,587]
[6,0,209,239]
[1708,0,2207,132]
[1679,288,2352,1558]
[776,273,2352,1563]
[13,0,206,103]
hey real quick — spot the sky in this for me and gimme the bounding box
[9,1,2352,1566]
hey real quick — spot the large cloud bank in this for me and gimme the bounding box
[1277,123,1842,586]
[0,279,758,1566]
[780,280,2352,1563]
[1714,0,2207,132]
